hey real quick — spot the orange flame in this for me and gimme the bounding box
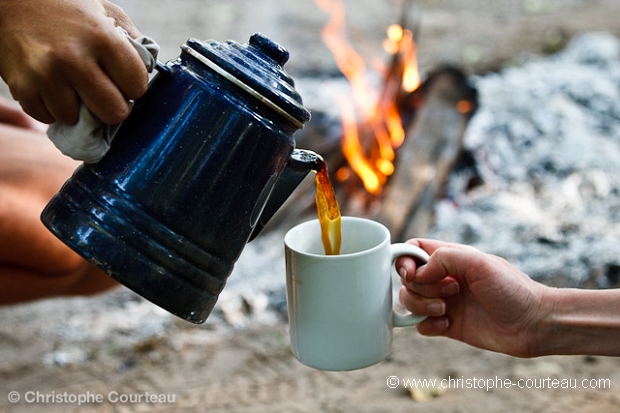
[387,24,421,93]
[315,0,421,194]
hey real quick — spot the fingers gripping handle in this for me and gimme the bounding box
[390,243,430,328]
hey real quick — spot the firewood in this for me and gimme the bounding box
[374,66,477,240]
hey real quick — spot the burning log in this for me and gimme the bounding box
[374,66,477,241]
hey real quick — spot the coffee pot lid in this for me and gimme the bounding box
[182,33,311,128]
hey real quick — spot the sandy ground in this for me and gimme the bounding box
[2,297,620,413]
[3,1,620,412]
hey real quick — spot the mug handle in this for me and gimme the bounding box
[390,243,430,328]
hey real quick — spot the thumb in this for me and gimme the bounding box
[414,245,484,285]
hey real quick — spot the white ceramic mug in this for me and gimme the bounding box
[284,216,429,371]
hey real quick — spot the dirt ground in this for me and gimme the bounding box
[2,298,620,413]
[3,1,620,412]
[1,289,619,413]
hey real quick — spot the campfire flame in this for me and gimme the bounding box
[315,0,421,194]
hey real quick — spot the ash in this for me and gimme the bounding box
[434,32,620,288]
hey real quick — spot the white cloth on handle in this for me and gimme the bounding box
[47,30,160,163]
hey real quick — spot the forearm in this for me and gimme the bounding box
[532,287,620,357]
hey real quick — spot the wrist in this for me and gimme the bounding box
[530,287,620,357]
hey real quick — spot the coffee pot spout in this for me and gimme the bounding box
[249,149,324,241]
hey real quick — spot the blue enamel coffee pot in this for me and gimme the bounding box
[41,33,322,323]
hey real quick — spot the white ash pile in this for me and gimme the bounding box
[433,32,620,288]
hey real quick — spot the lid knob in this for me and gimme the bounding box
[249,33,289,65]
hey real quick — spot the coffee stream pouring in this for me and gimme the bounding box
[41,33,322,324]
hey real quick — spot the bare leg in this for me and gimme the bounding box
[0,102,118,304]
